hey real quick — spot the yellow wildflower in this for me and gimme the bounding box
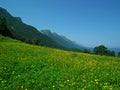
[82,88,84,90]
[82,80,86,82]
[104,83,107,86]
[67,80,70,82]
[94,79,98,82]
[96,81,98,84]
[103,86,108,89]
[0,78,2,81]
[60,84,64,87]
[21,85,23,88]
[110,87,113,90]
[88,84,91,87]
[53,85,55,88]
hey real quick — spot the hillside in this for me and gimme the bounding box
[0,35,120,90]
[40,30,90,50]
[0,7,65,49]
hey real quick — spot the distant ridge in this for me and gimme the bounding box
[40,30,91,50]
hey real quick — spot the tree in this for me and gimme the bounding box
[94,45,107,55]
[94,45,115,56]
[110,51,115,56]
[32,38,40,45]
[24,39,32,44]
[106,50,115,56]
[118,52,120,57]
[0,17,13,37]
[69,48,82,52]
[83,49,90,53]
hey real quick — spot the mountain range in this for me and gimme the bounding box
[0,7,65,49]
[40,30,90,50]
[0,7,120,54]
[0,7,90,51]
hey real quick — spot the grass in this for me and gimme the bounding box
[0,35,120,90]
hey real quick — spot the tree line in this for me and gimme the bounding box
[0,17,13,38]
[69,45,120,57]
[93,45,115,56]
[0,17,38,45]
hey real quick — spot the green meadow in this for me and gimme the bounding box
[0,35,120,90]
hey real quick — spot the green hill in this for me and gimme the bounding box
[0,35,120,90]
[0,7,65,49]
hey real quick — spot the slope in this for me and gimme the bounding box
[0,7,65,49]
[0,35,120,90]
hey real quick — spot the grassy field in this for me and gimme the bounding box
[0,35,120,90]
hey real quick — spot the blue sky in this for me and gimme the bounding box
[0,0,120,48]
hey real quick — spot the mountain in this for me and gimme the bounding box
[0,7,65,49]
[40,30,91,50]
